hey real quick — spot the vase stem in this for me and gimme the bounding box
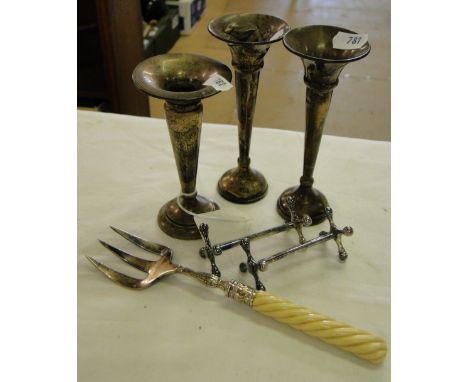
[235,69,260,168]
[164,101,202,197]
[300,87,333,187]
[216,45,269,203]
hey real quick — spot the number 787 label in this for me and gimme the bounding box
[332,32,368,50]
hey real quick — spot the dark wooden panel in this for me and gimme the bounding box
[78,0,149,116]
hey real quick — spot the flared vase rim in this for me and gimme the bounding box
[283,25,371,63]
[208,12,290,46]
[132,53,232,103]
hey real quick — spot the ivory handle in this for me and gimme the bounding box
[252,291,387,364]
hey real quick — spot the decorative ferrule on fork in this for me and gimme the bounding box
[224,280,257,306]
[174,266,257,306]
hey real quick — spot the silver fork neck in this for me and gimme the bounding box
[175,266,256,306]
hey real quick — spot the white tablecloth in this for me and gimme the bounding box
[78,110,390,381]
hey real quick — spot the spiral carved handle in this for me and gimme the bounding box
[252,291,387,364]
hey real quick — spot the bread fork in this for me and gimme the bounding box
[86,226,387,364]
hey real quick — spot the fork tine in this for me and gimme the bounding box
[110,226,170,255]
[86,256,145,289]
[98,240,152,272]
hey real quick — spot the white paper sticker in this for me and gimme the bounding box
[332,32,368,50]
[203,73,233,91]
[270,30,283,41]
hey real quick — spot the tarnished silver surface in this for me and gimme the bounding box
[87,227,257,306]
[199,196,310,257]
[198,223,222,276]
[195,202,352,290]
[239,238,265,291]
[132,53,232,240]
[285,196,312,244]
[175,265,222,287]
[224,279,257,306]
[194,195,352,289]
[93,205,352,293]
[234,206,352,289]
[209,13,289,203]
[322,207,354,261]
[277,25,371,223]
[260,206,353,267]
